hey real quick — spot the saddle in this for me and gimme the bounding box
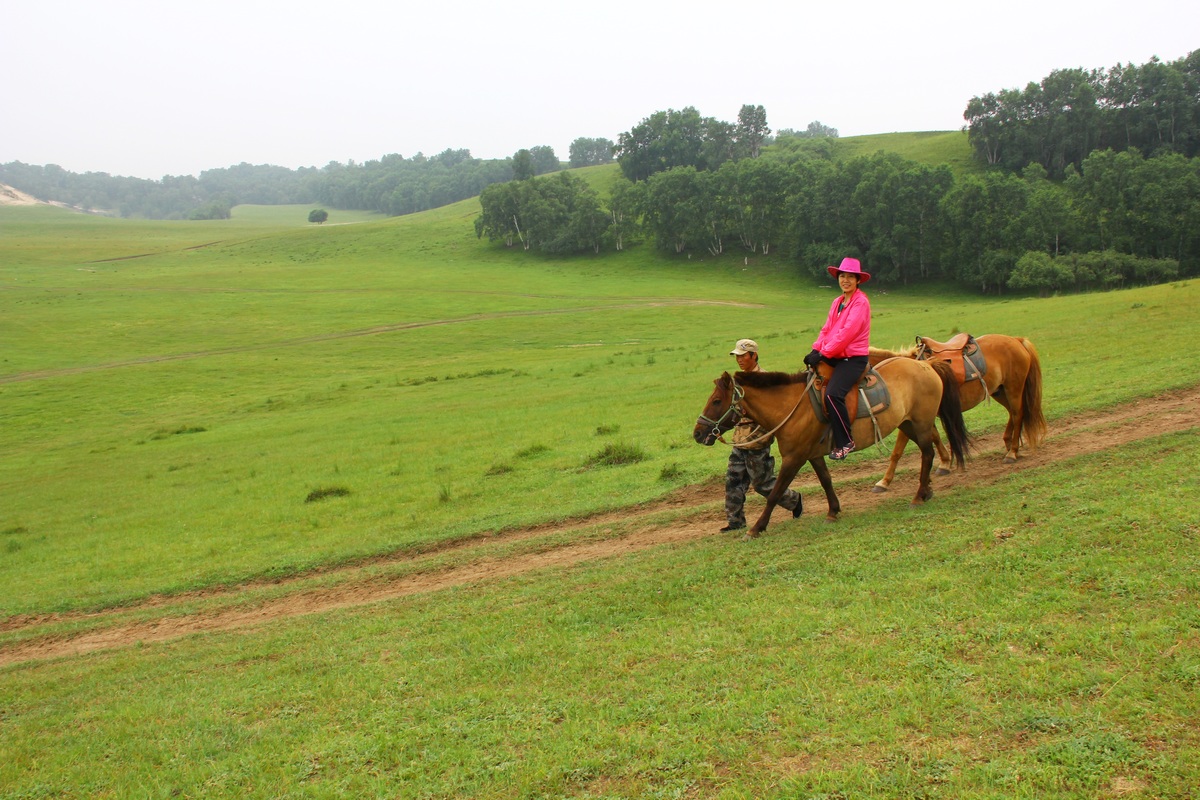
[808,363,891,425]
[915,333,986,384]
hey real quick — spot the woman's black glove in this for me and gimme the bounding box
[803,349,822,368]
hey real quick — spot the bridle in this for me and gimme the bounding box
[697,375,809,448]
[696,379,744,442]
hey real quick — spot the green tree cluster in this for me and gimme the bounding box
[614,104,772,181]
[568,137,615,168]
[477,143,1199,294]
[776,121,840,140]
[475,172,609,254]
[965,51,1200,178]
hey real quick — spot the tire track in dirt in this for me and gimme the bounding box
[2,386,1196,666]
[0,299,758,384]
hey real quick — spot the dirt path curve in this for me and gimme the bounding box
[3,386,1196,667]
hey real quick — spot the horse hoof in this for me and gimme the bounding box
[741,530,761,541]
[824,515,839,524]
[936,468,951,476]
[1004,455,1018,464]
[871,484,889,494]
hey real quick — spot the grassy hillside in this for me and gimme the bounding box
[1,200,1194,615]
[1,194,1197,798]
[833,130,979,173]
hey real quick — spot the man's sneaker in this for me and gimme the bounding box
[830,442,856,461]
[720,523,746,533]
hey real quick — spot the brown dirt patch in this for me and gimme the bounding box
[2,385,1196,667]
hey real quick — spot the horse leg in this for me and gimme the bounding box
[903,421,936,506]
[1002,378,1025,462]
[872,431,908,493]
[932,426,953,475]
[745,454,805,539]
[992,385,1020,463]
[809,457,841,522]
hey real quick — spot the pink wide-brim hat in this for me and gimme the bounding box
[827,256,871,283]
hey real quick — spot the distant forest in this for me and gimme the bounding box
[474,53,1200,294]
[0,144,582,220]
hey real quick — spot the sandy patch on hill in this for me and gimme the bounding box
[0,183,42,206]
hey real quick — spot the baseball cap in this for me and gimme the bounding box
[730,339,758,355]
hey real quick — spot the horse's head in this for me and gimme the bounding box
[693,371,740,446]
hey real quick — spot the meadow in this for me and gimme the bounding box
[1,193,1197,798]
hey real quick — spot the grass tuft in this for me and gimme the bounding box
[148,425,208,441]
[658,463,684,480]
[304,486,351,503]
[583,442,648,468]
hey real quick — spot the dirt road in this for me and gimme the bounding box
[2,385,1196,667]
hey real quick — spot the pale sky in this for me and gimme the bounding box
[4,0,1196,180]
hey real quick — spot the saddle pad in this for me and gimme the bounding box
[808,366,891,423]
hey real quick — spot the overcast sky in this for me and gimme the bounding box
[4,0,1196,180]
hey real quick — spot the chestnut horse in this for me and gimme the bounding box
[693,357,971,538]
[867,333,1046,492]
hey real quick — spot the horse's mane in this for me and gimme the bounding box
[868,344,918,365]
[736,369,807,388]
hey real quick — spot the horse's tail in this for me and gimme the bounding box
[930,360,973,469]
[1017,338,1047,449]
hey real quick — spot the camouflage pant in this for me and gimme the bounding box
[725,446,801,527]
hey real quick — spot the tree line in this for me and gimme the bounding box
[0,143,604,220]
[477,99,1199,294]
[965,50,1200,178]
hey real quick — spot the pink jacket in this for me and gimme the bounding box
[813,289,871,357]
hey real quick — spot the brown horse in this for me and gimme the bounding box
[867,333,1047,492]
[693,357,971,538]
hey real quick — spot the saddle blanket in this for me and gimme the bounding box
[808,366,891,424]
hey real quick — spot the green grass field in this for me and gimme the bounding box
[831,130,981,174]
[1,189,1197,798]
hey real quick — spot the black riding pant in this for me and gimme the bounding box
[824,355,868,449]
